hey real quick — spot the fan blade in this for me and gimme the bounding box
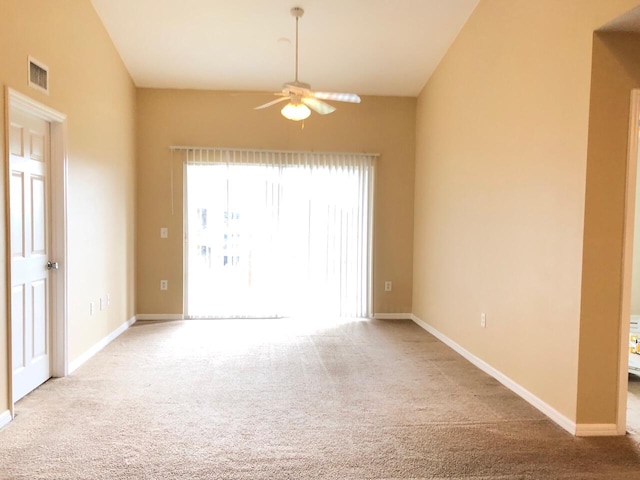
[302,97,336,115]
[313,91,361,103]
[231,92,285,97]
[254,97,290,110]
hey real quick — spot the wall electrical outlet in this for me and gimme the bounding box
[384,281,392,292]
[89,302,95,316]
[99,297,104,311]
[160,280,168,291]
[481,313,486,328]
[160,227,168,238]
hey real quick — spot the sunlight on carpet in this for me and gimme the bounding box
[1,318,639,479]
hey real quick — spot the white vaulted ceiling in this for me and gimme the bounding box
[90,0,479,97]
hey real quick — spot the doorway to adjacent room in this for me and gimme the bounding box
[620,89,640,435]
[6,88,68,410]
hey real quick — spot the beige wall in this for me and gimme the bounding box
[0,0,136,414]
[136,89,415,316]
[414,0,639,424]
[577,32,640,423]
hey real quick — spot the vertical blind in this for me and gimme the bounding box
[176,147,376,319]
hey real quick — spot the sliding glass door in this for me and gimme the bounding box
[186,163,281,317]
[184,148,374,319]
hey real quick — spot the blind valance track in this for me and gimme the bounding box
[170,146,378,172]
[170,146,379,159]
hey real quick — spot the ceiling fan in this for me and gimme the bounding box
[255,7,361,121]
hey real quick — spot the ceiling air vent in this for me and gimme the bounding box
[28,56,49,94]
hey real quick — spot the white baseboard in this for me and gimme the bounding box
[410,314,578,436]
[574,423,618,436]
[373,313,413,320]
[135,313,184,321]
[68,316,136,374]
[0,410,11,430]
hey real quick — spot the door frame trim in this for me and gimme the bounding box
[5,88,68,415]
[618,88,640,435]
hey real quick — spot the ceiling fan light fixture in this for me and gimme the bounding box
[281,102,311,121]
[254,6,360,120]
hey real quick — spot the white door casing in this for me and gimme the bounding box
[9,109,52,402]
[6,88,68,415]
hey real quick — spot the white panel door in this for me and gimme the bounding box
[10,109,52,402]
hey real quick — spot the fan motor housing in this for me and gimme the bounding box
[284,81,311,91]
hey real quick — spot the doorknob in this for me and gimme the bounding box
[47,261,59,270]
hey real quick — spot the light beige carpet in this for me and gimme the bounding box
[1,318,640,479]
